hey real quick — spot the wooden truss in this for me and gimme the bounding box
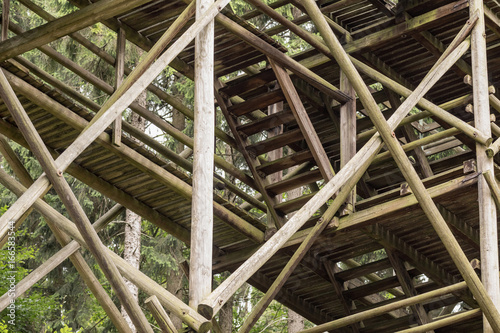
[1,0,500,332]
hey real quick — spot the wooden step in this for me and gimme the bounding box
[274,192,315,214]
[228,89,285,117]
[256,150,314,176]
[236,109,295,137]
[246,128,303,158]
[266,169,322,195]
[220,69,276,97]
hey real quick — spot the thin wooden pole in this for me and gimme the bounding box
[198,34,474,319]
[190,0,215,310]
[1,0,9,41]
[0,168,212,333]
[470,3,500,332]
[300,281,468,333]
[340,70,357,213]
[301,0,500,330]
[0,0,231,241]
[112,28,125,147]
[0,69,154,333]
[395,309,482,333]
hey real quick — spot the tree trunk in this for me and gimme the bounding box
[121,91,147,332]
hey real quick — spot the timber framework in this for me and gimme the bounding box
[1,0,500,332]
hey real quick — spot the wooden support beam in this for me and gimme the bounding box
[0,0,152,62]
[0,67,154,333]
[386,250,433,330]
[470,2,500,332]
[269,58,335,181]
[145,295,178,333]
[301,0,500,330]
[112,28,126,147]
[340,70,357,213]
[1,0,8,41]
[0,170,212,333]
[0,0,232,240]
[300,281,469,333]
[190,0,214,310]
[324,261,360,332]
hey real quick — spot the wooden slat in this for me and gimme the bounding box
[227,89,285,116]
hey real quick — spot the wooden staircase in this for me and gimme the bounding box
[216,59,339,231]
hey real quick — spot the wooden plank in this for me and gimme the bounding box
[269,59,335,181]
[236,109,295,136]
[227,89,285,116]
[256,150,314,176]
[266,169,322,196]
[0,0,152,62]
[470,3,500,333]
[246,128,303,158]
[190,0,215,311]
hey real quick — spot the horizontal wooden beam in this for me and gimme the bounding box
[0,0,152,62]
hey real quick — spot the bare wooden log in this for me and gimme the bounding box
[0,69,154,332]
[145,295,178,333]
[0,169,211,333]
[470,2,500,332]
[300,282,468,333]
[302,0,500,330]
[190,0,215,311]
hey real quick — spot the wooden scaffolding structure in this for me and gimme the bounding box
[1,0,500,331]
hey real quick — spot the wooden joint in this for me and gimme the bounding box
[470,258,481,270]
[491,114,496,123]
[463,159,477,174]
[465,104,474,113]
[489,85,496,95]
[400,182,412,196]
[464,74,472,86]
[328,216,340,229]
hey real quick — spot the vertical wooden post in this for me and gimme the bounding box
[470,1,500,332]
[1,0,9,41]
[190,0,214,310]
[340,70,356,214]
[112,28,126,146]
